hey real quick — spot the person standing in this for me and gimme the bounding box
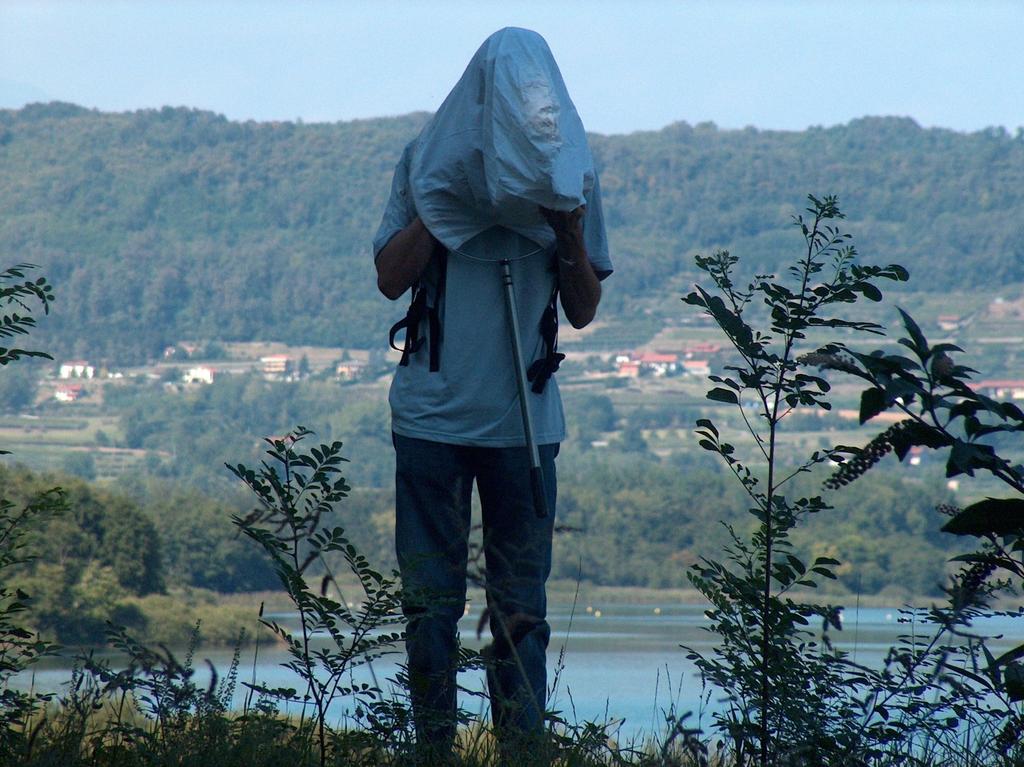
[372,27,612,762]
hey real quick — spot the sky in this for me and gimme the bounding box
[1,0,1022,136]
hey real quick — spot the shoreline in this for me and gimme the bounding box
[28,583,1024,653]
[542,580,960,610]
[218,581,1020,614]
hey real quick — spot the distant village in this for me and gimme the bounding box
[45,342,1024,408]
[48,342,723,404]
[34,294,1024,414]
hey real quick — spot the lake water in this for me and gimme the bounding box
[14,602,1023,743]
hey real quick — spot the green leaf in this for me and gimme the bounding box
[1004,661,1024,702]
[984,644,999,682]
[945,440,996,478]
[859,388,889,423]
[695,418,718,436]
[858,282,882,302]
[785,554,806,575]
[991,642,1024,671]
[1001,402,1024,422]
[942,498,1024,536]
[772,563,795,586]
[706,388,739,404]
[949,401,981,420]
[682,291,707,308]
[898,307,929,360]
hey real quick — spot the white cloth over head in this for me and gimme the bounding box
[409,27,595,257]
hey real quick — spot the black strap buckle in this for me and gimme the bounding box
[389,288,427,366]
[526,290,562,393]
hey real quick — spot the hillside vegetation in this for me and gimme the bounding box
[2,102,1022,363]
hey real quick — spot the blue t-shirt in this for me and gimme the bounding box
[373,143,612,448]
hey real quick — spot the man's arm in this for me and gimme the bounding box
[541,206,601,329]
[375,217,437,300]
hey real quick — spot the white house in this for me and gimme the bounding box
[682,359,711,377]
[183,366,216,385]
[261,355,292,377]
[335,360,366,380]
[54,384,84,403]
[59,361,94,379]
[636,352,679,376]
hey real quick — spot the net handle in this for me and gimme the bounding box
[448,244,546,263]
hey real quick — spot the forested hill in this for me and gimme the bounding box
[2,102,1022,363]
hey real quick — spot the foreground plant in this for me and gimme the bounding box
[683,195,910,763]
[0,263,66,763]
[811,307,1024,761]
[227,427,407,767]
[0,488,66,760]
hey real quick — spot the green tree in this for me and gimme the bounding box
[574,393,615,432]
[617,422,649,455]
[61,451,97,480]
[98,496,164,596]
[0,365,38,412]
[9,469,165,599]
[143,487,277,593]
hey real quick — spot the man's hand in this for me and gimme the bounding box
[540,205,601,329]
[539,205,585,242]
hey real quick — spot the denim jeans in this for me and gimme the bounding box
[393,432,559,755]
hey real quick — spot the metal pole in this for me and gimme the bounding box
[500,258,548,518]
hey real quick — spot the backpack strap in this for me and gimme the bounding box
[387,243,447,371]
[425,246,447,372]
[526,285,565,394]
[388,287,426,366]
